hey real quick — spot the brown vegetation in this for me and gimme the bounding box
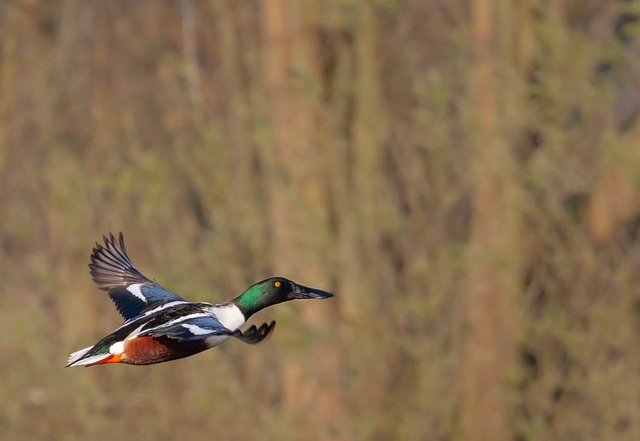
[1,1,640,440]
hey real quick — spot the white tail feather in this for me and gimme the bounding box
[67,352,113,367]
[67,346,114,367]
[67,346,93,365]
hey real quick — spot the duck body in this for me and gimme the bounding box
[68,301,251,366]
[67,233,333,367]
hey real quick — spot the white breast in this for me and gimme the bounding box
[210,304,245,331]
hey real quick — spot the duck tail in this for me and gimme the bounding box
[67,346,118,367]
[66,345,94,367]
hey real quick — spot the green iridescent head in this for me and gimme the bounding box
[233,277,333,318]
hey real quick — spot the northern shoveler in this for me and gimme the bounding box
[67,233,334,367]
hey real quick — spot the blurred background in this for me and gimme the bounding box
[1,1,640,440]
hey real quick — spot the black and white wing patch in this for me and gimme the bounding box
[89,232,186,321]
[138,316,276,346]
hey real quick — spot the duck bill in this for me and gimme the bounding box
[291,283,334,300]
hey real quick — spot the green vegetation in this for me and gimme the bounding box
[1,1,639,440]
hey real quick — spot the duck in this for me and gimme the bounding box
[67,233,334,367]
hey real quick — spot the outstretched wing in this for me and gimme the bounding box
[138,316,276,346]
[231,321,277,345]
[89,232,186,321]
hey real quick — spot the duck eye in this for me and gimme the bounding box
[274,281,282,288]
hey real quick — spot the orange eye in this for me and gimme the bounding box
[274,281,282,288]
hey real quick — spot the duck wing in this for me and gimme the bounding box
[138,316,276,345]
[231,321,276,345]
[89,232,186,321]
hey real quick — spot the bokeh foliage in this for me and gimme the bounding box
[1,1,640,440]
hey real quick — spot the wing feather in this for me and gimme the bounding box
[138,316,276,345]
[88,232,185,320]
